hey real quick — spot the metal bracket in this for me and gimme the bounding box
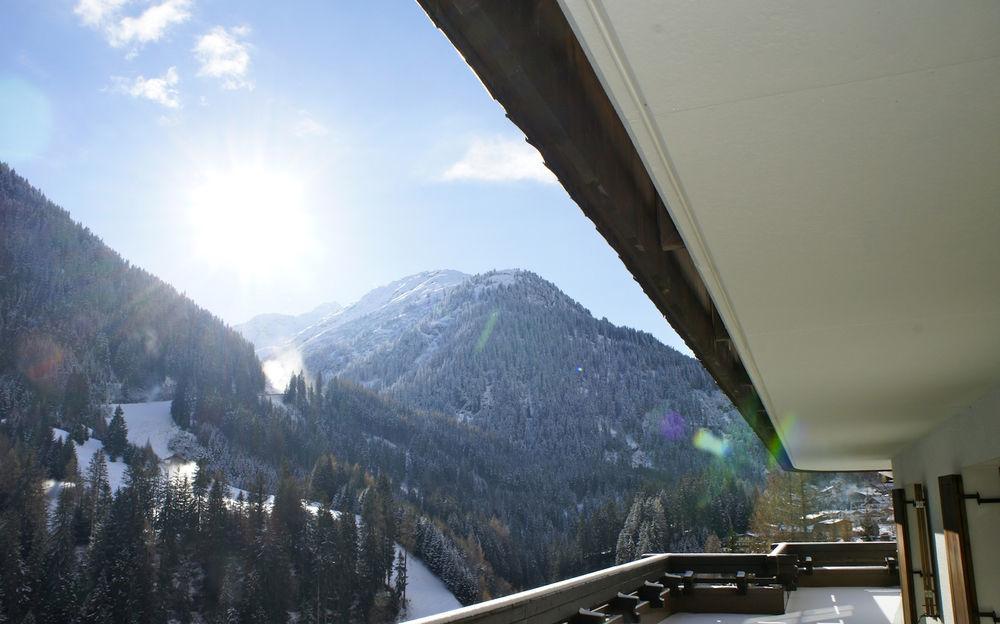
[963,493,1000,505]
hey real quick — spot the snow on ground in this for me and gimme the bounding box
[49,403,462,617]
[51,402,197,493]
[118,400,198,481]
[397,545,462,622]
[75,434,128,492]
[116,400,179,459]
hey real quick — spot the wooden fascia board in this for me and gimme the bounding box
[415,0,792,469]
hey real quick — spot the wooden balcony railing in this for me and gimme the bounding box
[403,542,899,624]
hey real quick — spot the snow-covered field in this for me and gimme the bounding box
[116,400,179,459]
[396,545,462,622]
[117,401,199,482]
[52,401,197,493]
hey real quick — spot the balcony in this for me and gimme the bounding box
[403,542,900,624]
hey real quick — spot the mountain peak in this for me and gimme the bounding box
[313,269,470,330]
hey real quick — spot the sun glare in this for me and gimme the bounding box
[188,166,312,279]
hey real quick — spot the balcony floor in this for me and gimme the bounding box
[659,587,903,624]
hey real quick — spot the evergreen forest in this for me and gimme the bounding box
[0,164,893,622]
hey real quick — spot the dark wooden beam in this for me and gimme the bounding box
[892,488,918,624]
[938,474,979,624]
[415,0,792,468]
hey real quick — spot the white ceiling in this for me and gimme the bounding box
[559,0,1000,470]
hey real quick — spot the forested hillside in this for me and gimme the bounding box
[0,166,412,622]
[0,163,264,427]
[252,270,769,482]
[247,270,774,588]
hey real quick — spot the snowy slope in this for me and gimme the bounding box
[54,403,461,615]
[239,270,471,388]
[305,270,468,336]
[237,301,343,349]
[396,546,462,621]
[115,401,180,459]
[56,401,196,493]
[67,430,129,492]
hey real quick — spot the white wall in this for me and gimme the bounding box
[892,386,1000,624]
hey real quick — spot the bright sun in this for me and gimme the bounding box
[188,166,311,279]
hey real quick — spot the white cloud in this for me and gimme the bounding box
[109,0,192,48]
[112,66,181,108]
[75,0,191,53]
[194,26,253,90]
[74,0,131,27]
[292,111,330,137]
[442,136,556,184]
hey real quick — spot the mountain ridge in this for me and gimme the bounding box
[242,266,769,587]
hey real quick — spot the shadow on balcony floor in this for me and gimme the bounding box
[659,587,902,624]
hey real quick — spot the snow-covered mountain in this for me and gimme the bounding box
[236,301,343,351]
[241,266,761,496]
[238,269,470,389]
[239,268,770,590]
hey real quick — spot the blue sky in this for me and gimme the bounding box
[1,0,689,354]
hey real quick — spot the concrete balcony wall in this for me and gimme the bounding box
[404,543,899,624]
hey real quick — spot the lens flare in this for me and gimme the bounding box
[0,75,53,161]
[475,309,499,353]
[692,428,730,457]
[16,334,64,389]
[768,411,801,465]
[659,410,685,440]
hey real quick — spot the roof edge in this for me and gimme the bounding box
[415,0,794,469]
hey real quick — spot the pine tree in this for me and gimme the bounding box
[615,499,641,564]
[171,376,190,429]
[309,455,338,505]
[393,550,408,614]
[86,450,112,534]
[84,480,155,624]
[105,405,128,461]
[39,487,80,624]
[272,467,306,548]
[375,473,398,582]
[335,513,359,621]
[202,472,230,609]
[70,422,89,445]
[192,463,210,527]
[309,505,339,624]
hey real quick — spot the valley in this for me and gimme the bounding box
[0,164,892,623]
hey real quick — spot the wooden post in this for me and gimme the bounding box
[913,483,940,618]
[892,488,918,624]
[938,474,978,624]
